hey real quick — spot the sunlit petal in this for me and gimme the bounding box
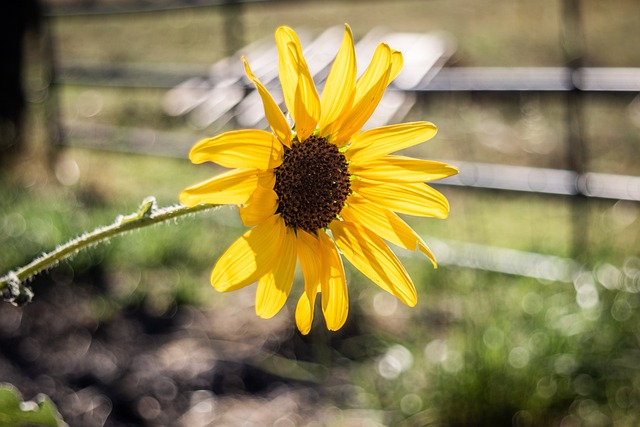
[353,44,392,105]
[347,122,438,163]
[342,193,437,266]
[276,27,320,141]
[318,232,349,331]
[318,24,356,139]
[210,214,285,292]
[350,155,458,183]
[352,179,450,218]
[295,285,320,335]
[288,43,321,141]
[295,229,323,334]
[189,129,282,170]
[388,49,404,84]
[332,220,417,306]
[179,168,259,207]
[255,226,297,318]
[297,229,322,296]
[276,26,302,121]
[334,43,392,144]
[243,57,292,147]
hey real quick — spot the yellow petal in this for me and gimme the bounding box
[333,43,392,144]
[238,175,278,226]
[296,229,322,296]
[288,42,321,142]
[317,231,349,331]
[347,122,438,164]
[180,168,259,207]
[295,286,319,335]
[189,129,282,170]
[276,27,302,122]
[210,214,285,292]
[331,220,417,306]
[255,225,297,318]
[353,44,392,105]
[318,24,356,139]
[388,49,404,84]
[276,27,320,142]
[295,229,323,334]
[243,57,292,147]
[350,155,458,183]
[352,179,450,218]
[342,193,437,267]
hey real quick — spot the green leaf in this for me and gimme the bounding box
[0,384,67,427]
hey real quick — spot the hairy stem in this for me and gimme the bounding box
[0,198,219,300]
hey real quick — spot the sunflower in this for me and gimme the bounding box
[180,24,458,334]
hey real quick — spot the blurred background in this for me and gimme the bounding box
[1,0,639,426]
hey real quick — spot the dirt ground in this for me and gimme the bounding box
[0,267,369,427]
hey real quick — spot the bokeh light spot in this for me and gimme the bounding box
[483,326,504,349]
[378,345,413,379]
[536,376,557,399]
[400,393,423,415]
[508,346,530,369]
[372,291,399,317]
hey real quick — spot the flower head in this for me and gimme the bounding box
[180,24,458,334]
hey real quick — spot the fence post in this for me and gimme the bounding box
[562,0,588,264]
[42,7,64,171]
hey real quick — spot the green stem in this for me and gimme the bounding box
[0,197,219,301]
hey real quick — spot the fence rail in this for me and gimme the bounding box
[59,120,640,203]
[39,0,639,270]
[55,62,640,93]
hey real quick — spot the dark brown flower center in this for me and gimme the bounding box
[274,136,351,234]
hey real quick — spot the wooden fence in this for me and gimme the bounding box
[40,0,640,277]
